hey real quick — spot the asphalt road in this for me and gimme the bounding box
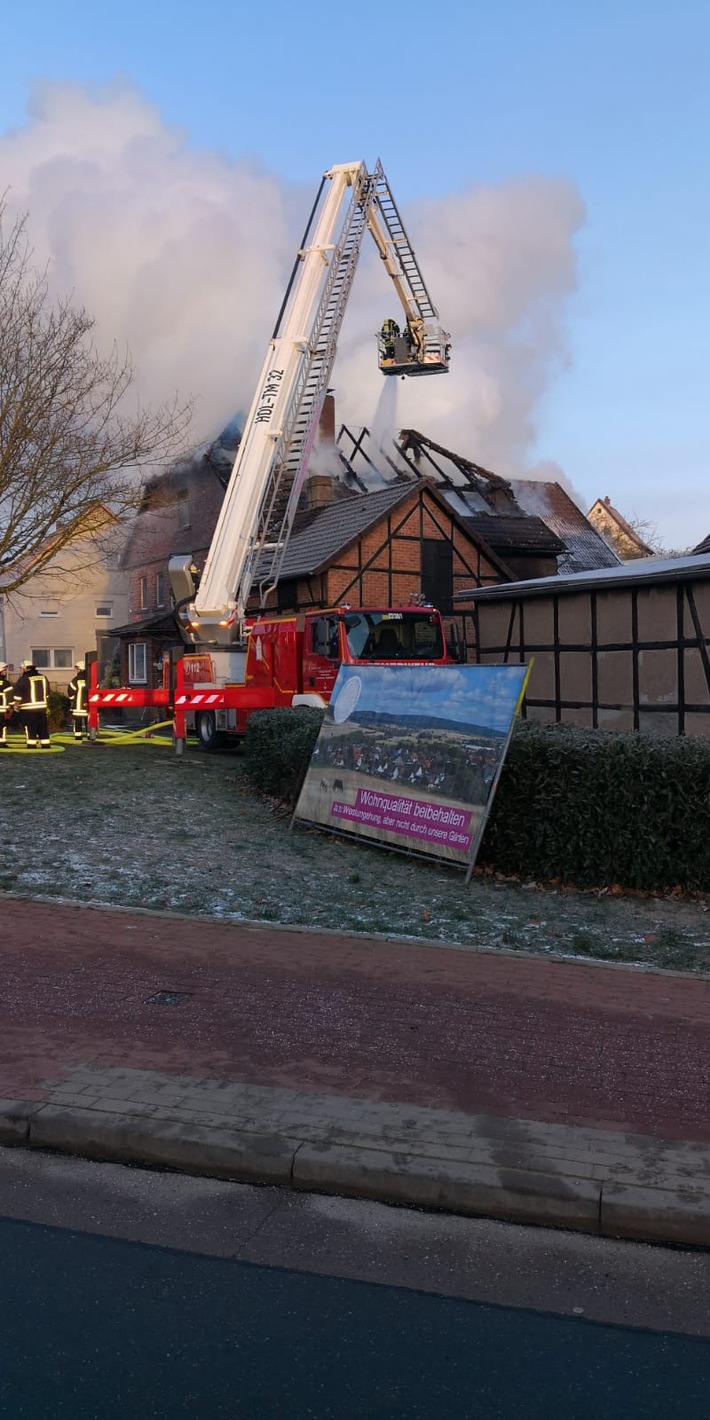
[0,1152,709,1418]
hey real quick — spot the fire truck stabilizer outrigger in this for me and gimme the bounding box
[88,160,453,751]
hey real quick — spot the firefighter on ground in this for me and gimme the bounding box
[68,661,89,741]
[0,663,13,748]
[13,660,51,749]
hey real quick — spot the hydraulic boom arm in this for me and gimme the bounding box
[169,160,450,647]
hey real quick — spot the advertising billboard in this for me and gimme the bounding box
[294,662,531,874]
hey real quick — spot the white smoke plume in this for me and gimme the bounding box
[0,83,297,441]
[0,82,585,485]
[337,179,585,493]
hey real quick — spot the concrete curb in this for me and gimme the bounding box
[4,888,708,981]
[3,1097,710,1247]
[291,1141,601,1233]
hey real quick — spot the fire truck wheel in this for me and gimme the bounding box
[196,710,222,752]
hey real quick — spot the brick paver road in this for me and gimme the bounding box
[5,896,710,1141]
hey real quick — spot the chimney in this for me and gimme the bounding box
[317,391,336,447]
[301,390,337,509]
[302,474,335,511]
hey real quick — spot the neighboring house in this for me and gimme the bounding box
[587,495,655,560]
[105,437,233,687]
[0,509,129,689]
[692,533,710,555]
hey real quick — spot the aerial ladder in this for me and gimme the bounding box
[168,159,451,649]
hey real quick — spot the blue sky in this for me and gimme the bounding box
[1,0,708,549]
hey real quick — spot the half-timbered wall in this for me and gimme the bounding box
[462,572,710,736]
[255,488,503,617]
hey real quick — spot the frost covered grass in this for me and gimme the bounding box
[3,742,710,972]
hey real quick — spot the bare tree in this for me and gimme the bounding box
[626,515,692,559]
[0,205,193,595]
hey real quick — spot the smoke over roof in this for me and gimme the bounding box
[0,81,585,480]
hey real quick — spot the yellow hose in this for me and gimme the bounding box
[1,741,65,754]
[52,721,178,747]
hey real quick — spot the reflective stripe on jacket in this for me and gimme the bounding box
[14,673,49,711]
[68,674,88,715]
[0,678,13,711]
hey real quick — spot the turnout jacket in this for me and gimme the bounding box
[13,671,50,711]
[0,676,13,712]
[68,671,88,716]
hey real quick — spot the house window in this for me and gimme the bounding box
[96,603,113,618]
[31,648,73,669]
[277,578,298,612]
[39,609,59,617]
[128,643,148,683]
[176,493,190,529]
[155,572,165,608]
[137,576,148,611]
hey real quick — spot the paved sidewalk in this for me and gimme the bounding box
[4,894,710,1244]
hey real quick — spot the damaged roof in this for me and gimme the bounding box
[335,426,617,574]
[460,511,565,556]
[509,480,621,573]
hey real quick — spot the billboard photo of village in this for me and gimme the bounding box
[294,663,531,871]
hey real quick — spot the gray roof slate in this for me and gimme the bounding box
[508,479,621,573]
[257,484,415,579]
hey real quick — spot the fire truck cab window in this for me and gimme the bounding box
[345,612,444,661]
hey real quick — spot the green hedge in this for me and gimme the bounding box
[243,707,325,802]
[48,690,70,732]
[242,710,710,892]
[480,721,710,892]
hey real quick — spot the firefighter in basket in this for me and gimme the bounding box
[0,663,14,748]
[13,659,51,749]
[68,661,89,742]
[380,317,400,360]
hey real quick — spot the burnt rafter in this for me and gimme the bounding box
[336,447,369,493]
[398,430,514,497]
[337,423,410,491]
[337,424,385,482]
